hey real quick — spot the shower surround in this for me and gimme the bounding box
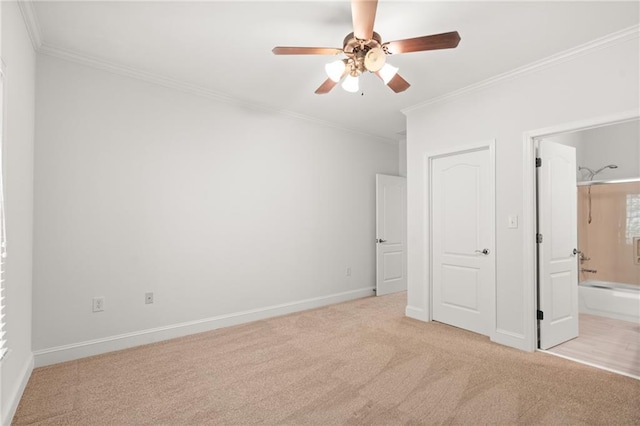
[577,181,640,286]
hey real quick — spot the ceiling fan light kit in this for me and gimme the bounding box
[364,47,386,72]
[341,74,360,93]
[325,59,347,82]
[272,0,461,95]
[378,63,399,85]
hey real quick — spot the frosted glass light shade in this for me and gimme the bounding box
[364,47,386,72]
[378,63,399,85]
[341,75,359,93]
[325,60,346,82]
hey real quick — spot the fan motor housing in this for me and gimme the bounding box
[343,32,384,74]
[342,31,383,54]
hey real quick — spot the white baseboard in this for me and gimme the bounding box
[2,352,34,426]
[405,305,429,322]
[492,328,533,352]
[34,287,375,367]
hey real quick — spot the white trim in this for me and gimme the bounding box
[2,352,34,426]
[422,140,496,340]
[539,349,640,381]
[16,2,396,144]
[37,43,396,145]
[522,109,640,353]
[17,0,42,51]
[405,305,428,321]
[33,287,374,367]
[492,329,528,351]
[402,24,640,114]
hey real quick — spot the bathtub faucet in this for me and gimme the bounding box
[581,268,597,274]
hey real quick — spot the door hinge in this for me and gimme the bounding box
[537,310,544,320]
[535,158,542,167]
[536,233,543,243]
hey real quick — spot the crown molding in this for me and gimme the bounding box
[15,0,396,144]
[17,0,43,51]
[36,43,396,145]
[402,24,640,115]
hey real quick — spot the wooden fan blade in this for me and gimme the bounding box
[375,71,410,93]
[315,78,339,94]
[351,0,378,40]
[272,47,343,55]
[387,74,410,92]
[383,31,461,55]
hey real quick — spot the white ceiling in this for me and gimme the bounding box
[31,1,640,141]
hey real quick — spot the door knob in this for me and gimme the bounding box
[377,239,387,243]
[475,248,490,255]
[571,248,578,256]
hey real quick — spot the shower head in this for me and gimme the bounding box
[594,164,618,175]
[579,164,618,180]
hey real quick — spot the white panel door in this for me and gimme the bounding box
[538,140,579,350]
[376,174,407,296]
[432,148,494,335]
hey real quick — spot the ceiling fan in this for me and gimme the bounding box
[272,0,461,94]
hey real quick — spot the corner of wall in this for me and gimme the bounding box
[398,139,407,178]
[405,305,429,322]
[2,352,34,426]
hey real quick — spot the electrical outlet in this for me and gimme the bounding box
[346,267,352,277]
[145,292,154,304]
[92,297,104,312]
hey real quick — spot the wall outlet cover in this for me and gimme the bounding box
[92,297,104,312]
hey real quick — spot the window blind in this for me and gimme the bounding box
[0,64,6,361]
[0,207,5,361]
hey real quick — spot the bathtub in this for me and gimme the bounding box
[579,280,640,324]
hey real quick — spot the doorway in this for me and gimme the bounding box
[525,111,640,377]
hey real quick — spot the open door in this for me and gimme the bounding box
[375,174,407,296]
[538,140,579,350]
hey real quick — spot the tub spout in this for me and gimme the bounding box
[581,268,597,274]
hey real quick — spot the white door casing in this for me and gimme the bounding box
[522,112,639,352]
[431,146,495,336]
[376,174,407,296]
[537,140,579,350]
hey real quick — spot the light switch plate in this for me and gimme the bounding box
[508,215,518,229]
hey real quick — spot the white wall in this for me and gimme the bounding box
[1,1,36,424]
[32,54,398,363]
[398,139,407,177]
[405,33,639,351]
[579,120,639,181]
[549,119,639,182]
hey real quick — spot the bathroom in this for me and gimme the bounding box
[546,118,639,377]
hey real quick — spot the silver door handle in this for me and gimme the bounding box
[376,239,387,243]
[475,249,490,255]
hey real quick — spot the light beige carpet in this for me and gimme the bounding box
[13,292,640,425]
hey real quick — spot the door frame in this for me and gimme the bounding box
[522,109,639,352]
[424,140,496,339]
